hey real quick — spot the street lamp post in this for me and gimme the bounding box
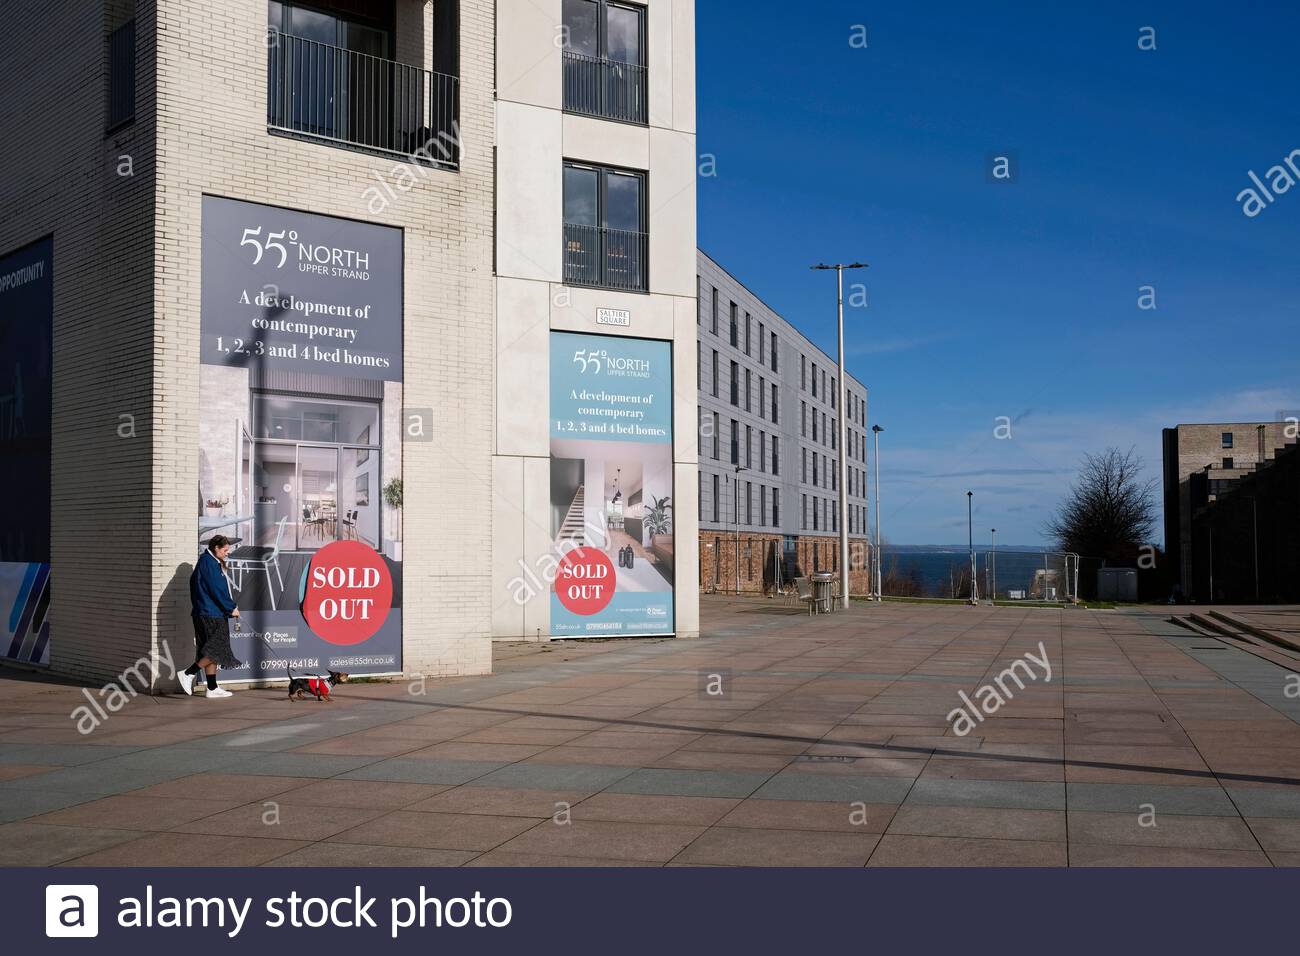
[990,528,997,603]
[872,424,883,600]
[812,261,868,611]
[730,465,747,595]
[966,491,978,604]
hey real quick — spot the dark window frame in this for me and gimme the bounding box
[562,159,649,292]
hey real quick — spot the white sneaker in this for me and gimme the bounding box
[177,671,194,696]
[206,687,233,698]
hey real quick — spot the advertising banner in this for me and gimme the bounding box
[550,331,674,637]
[0,237,53,665]
[199,197,403,679]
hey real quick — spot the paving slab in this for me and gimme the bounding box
[2,598,1299,866]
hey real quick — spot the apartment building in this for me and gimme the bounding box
[696,251,872,595]
[1162,421,1295,598]
[0,0,698,687]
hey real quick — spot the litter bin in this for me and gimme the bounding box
[811,572,836,614]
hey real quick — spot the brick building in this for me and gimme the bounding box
[1189,440,1300,603]
[1162,421,1295,599]
[696,252,872,597]
[0,0,699,686]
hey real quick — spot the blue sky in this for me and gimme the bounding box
[696,0,1300,546]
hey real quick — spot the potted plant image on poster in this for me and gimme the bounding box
[196,196,404,679]
[550,331,675,638]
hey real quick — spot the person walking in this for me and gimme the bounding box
[180,535,244,698]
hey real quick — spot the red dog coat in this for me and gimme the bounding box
[306,676,331,698]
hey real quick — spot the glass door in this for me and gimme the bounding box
[296,445,340,550]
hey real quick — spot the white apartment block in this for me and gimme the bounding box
[0,0,698,686]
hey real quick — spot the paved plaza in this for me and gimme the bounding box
[2,598,1300,866]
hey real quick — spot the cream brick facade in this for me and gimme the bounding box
[1,0,699,684]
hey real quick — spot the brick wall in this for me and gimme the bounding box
[699,533,873,596]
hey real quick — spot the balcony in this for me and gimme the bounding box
[563,51,647,125]
[563,223,648,293]
[267,31,459,168]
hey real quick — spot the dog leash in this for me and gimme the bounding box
[240,621,328,682]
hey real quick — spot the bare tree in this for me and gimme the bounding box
[1046,447,1157,564]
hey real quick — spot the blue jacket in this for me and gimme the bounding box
[190,551,237,618]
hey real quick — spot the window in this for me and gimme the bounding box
[771,384,778,424]
[812,413,818,442]
[745,426,753,468]
[812,454,819,486]
[107,19,136,131]
[267,2,458,166]
[562,0,648,124]
[730,420,739,464]
[771,332,778,371]
[729,302,738,346]
[746,481,753,524]
[759,322,765,363]
[812,362,818,397]
[712,474,719,523]
[744,368,752,412]
[813,497,819,530]
[711,351,718,397]
[802,448,808,483]
[711,287,718,334]
[1223,457,1234,469]
[802,494,807,530]
[563,161,647,291]
[758,431,766,472]
[730,361,740,405]
[773,489,780,526]
[745,313,752,355]
[801,355,807,390]
[831,378,836,409]
[1222,432,1234,449]
[772,437,780,476]
[759,375,766,419]
[760,486,767,527]
[801,401,807,437]
[831,418,837,450]
[712,412,720,460]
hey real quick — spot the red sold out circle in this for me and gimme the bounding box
[555,547,616,616]
[302,540,393,645]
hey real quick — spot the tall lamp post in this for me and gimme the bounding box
[966,491,978,604]
[729,465,747,595]
[990,528,997,603]
[872,424,883,600]
[812,261,868,610]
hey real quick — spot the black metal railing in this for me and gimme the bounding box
[563,51,647,125]
[564,223,648,292]
[268,31,460,168]
[107,20,136,131]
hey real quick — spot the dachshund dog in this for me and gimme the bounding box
[287,667,349,701]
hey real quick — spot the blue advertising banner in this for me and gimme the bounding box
[550,332,674,638]
[0,237,53,665]
[199,197,403,680]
